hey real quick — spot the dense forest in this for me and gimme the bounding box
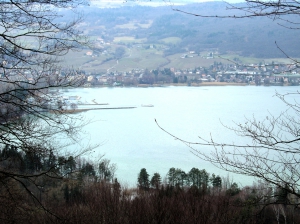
[1,144,299,223]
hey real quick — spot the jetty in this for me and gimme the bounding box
[77,103,109,106]
[51,106,136,114]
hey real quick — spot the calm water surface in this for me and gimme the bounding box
[64,85,300,187]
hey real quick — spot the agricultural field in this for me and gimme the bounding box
[113,36,147,44]
[137,20,153,28]
[61,49,97,68]
[216,54,298,65]
[164,53,234,69]
[118,53,168,71]
[114,20,153,29]
[159,37,182,44]
[60,43,295,73]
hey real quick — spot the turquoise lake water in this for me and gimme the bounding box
[63,85,300,187]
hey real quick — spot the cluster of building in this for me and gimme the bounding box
[84,62,300,86]
[2,59,300,89]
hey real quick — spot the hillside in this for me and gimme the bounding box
[75,2,300,57]
[58,2,300,72]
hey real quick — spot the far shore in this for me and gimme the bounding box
[82,82,294,88]
[158,82,248,87]
[136,82,285,87]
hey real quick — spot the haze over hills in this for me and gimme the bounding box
[58,1,300,72]
[74,2,300,57]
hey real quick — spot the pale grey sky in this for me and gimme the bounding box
[89,0,244,7]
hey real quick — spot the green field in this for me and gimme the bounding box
[60,43,295,73]
[61,50,96,68]
[164,53,239,69]
[217,54,297,65]
[114,20,153,29]
[113,36,147,43]
[160,37,182,44]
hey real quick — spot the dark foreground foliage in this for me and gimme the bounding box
[0,145,299,223]
[1,178,299,224]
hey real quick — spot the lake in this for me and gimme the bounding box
[63,85,300,187]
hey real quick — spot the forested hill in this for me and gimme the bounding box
[73,2,300,58]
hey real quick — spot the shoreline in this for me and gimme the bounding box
[88,82,291,88]
[136,82,285,87]
[151,82,249,87]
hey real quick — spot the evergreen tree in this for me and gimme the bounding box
[138,168,150,190]
[226,182,241,196]
[65,156,77,174]
[58,156,66,175]
[211,174,222,188]
[276,185,289,204]
[48,150,57,169]
[150,172,161,188]
[188,168,209,190]
[0,145,24,171]
[167,167,177,187]
[81,162,96,177]
[167,168,187,188]
[98,159,117,182]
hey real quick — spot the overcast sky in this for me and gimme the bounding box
[89,0,244,7]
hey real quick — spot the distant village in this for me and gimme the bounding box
[2,52,300,90]
[84,59,300,87]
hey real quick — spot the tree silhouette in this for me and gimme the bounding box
[150,172,161,188]
[138,168,150,190]
[156,91,300,205]
[0,0,94,219]
[156,0,300,205]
